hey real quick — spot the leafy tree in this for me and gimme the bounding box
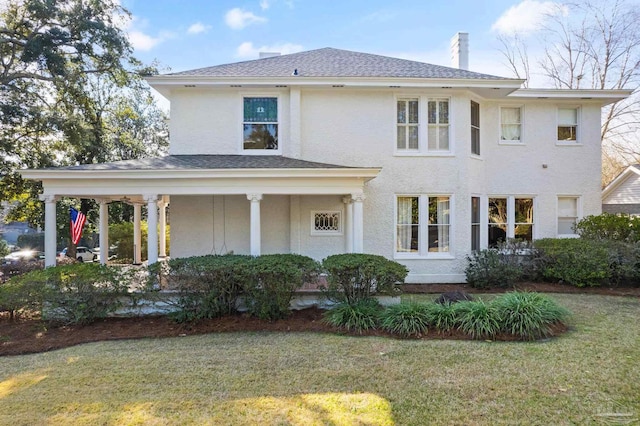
[0,0,168,249]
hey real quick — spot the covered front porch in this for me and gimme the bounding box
[21,156,381,266]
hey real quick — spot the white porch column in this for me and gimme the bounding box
[247,193,262,256]
[133,203,142,264]
[343,196,353,253]
[352,193,365,253]
[40,195,57,267]
[98,200,109,265]
[158,200,167,258]
[144,194,159,265]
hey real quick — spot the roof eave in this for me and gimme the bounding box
[146,75,525,98]
[20,167,383,182]
[509,88,633,105]
[602,165,640,199]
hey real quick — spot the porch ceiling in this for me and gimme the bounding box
[21,155,382,199]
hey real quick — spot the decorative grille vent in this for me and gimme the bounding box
[312,211,341,234]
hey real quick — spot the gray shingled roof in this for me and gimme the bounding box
[52,155,356,171]
[168,47,507,80]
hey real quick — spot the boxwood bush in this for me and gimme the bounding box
[244,254,319,320]
[534,238,610,287]
[153,254,254,322]
[0,263,132,324]
[321,253,407,304]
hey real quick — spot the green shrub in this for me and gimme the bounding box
[321,254,407,304]
[455,300,500,339]
[323,298,382,333]
[11,263,132,325]
[465,247,524,288]
[606,241,640,286]
[0,274,48,319]
[155,255,254,322]
[534,238,609,287]
[244,254,319,321]
[424,302,460,332]
[380,302,430,337]
[574,213,640,242]
[492,292,570,340]
[16,233,44,251]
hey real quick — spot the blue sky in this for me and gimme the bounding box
[121,0,562,79]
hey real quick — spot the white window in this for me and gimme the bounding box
[558,107,578,142]
[471,101,480,155]
[488,196,534,247]
[558,197,579,235]
[311,211,342,235]
[471,196,480,251]
[428,99,449,151]
[243,97,278,151]
[397,99,419,150]
[396,195,451,257]
[500,106,522,142]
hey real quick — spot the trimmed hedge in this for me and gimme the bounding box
[245,254,320,320]
[322,253,407,304]
[0,263,132,324]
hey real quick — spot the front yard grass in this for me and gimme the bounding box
[0,293,638,425]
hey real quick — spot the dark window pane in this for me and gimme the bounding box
[243,124,278,149]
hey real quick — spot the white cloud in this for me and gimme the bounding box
[187,22,211,35]
[492,0,568,36]
[260,0,270,10]
[225,8,267,30]
[128,31,164,51]
[236,42,303,58]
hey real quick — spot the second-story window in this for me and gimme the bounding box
[471,101,480,155]
[558,107,578,142]
[428,99,449,151]
[243,97,278,150]
[500,106,522,142]
[397,99,419,150]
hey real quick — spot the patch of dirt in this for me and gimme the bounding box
[1,283,636,357]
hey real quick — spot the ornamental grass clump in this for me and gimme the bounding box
[455,299,501,339]
[424,301,460,333]
[492,292,570,340]
[323,298,382,333]
[379,302,430,337]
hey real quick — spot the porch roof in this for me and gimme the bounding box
[21,155,382,202]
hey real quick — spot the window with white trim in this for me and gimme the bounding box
[243,97,278,150]
[488,196,534,247]
[427,99,449,151]
[471,196,480,251]
[488,197,508,247]
[396,195,451,256]
[471,101,480,155]
[558,107,578,142]
[515,198,534,241]
[311,211,342,235]
[397,99,419,150]
[500,106,522,142]
[558,197,579,235]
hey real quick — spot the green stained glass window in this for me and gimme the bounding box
[244,97,278,123]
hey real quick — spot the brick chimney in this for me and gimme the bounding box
[450,32,469,70]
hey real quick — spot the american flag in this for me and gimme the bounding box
[70,207,86,245]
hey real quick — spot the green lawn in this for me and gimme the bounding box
[0,294,638,425]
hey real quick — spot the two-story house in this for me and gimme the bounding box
[23,37,631,283]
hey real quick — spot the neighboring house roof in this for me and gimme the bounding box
[602,164,640,202]
[44,155,355,171]
[167,47,507,80]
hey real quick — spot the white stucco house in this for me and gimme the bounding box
[21,35,631,283]
[602,164,640,215]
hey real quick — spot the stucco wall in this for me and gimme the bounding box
[166,86,604,283]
